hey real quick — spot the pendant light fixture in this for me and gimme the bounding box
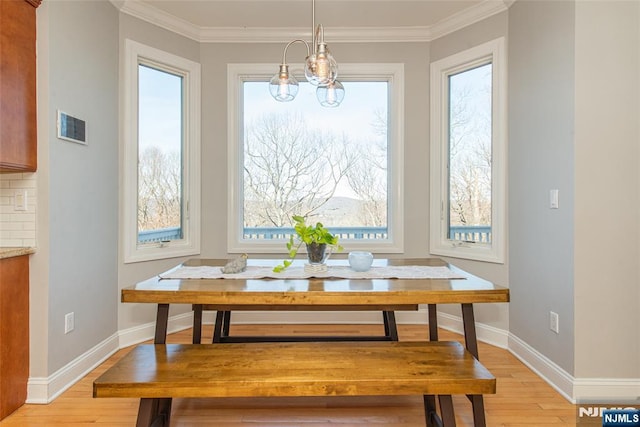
[269,0,345,107]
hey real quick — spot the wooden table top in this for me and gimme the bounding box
[122,258,509,306]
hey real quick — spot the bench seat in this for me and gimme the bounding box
[94,341,495,426]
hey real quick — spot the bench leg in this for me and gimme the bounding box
[468,395,486,427]
[438,395,456,427]
[382,311,399,341]
[137,398,172,427]
[424,395,456,427]
[424,395,438,427]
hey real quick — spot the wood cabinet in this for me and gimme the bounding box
[0,0,41,172]
[0,255,30,420]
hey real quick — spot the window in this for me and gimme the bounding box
[123,40,201,263]
[227,63,404,253]
[430,38,506,263]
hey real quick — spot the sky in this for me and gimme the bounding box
[244,80,388,144]
[138,64,183,155]
[138,67,389,154]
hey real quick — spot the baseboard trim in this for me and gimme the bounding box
[508,333,640,403]
[436,311,509,349]
[118,311,195,348]
[26,332,120,404]
[508,332,575,402]
[573,378,640,403]
[26,312,194,404]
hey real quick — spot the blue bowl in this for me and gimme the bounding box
[348,251,374,272]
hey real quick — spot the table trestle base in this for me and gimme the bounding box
[192,307,401,343]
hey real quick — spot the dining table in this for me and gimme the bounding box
[122,257,509,426]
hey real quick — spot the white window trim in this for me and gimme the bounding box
[227,63,404,254]
[122,39,201,263]
[429,38,506,263]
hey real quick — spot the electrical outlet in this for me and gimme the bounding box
[65,312,74,334]
[549,311,559,334]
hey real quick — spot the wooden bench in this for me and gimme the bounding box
[93,341,495,427]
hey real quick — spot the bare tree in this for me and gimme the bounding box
[138,147,181,231]
[346,144,387,226]
[448,68,492,229]
[243,113,356,228]
[344,108,388,227]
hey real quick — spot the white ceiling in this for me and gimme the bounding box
[112,0,511,42]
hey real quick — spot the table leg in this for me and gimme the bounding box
[461,303,487,427]
[192,304,203,344]
[154,304,169,344]
[428,304,439,341]
[213,311,225,343]
[222,311,231,337]
[382,311,399,341]
[461,303,479,359]
[147,307,173,426]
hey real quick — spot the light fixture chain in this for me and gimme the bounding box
[312,0,316,51]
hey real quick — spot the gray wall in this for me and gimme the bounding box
[33,0,119,375]
[508,0,576,374]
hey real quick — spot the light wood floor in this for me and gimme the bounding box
[1,324,576,426]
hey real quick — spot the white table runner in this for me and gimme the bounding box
[159,265,466,280]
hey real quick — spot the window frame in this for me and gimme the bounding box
[227,63,405,254]
[122,39,201,263]
[429,38,506,263]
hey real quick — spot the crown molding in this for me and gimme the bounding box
[199,26,434,43]
[112,0,202,41]
[111,0,510,44]
[429,0,511,40]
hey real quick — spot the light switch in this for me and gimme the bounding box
[14,190,28,211]
[550,189,559,209]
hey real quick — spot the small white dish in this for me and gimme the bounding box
[348,251,374,272]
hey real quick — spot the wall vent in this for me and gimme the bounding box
[57,110,87,145]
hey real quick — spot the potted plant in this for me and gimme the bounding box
[273,215,343,272]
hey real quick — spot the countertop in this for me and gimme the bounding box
[0,247,35,260]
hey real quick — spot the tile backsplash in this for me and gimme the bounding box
[0,173,37,247]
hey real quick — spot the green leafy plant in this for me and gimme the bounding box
[273,215,343,272]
